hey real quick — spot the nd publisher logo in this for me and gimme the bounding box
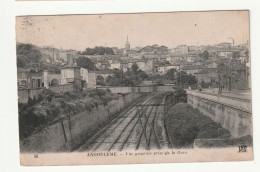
[238,145,247,153]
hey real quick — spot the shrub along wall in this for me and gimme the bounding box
[19,92,143,153]
[165,103,231,148]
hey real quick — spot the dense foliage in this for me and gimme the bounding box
[16,43,42,68]
[199,50,209,60]
[149,70,197,86]
[76,56,96,71]
[176,71,198,86]
[18,89,118,139]
[81,46,114,55]
[232,51,240,59]
[97,75,105,86]
[165,103,231,148]
[164,68,177,83]
[165,88,187,107]
[104,67,148,86]
[138,45,169,54]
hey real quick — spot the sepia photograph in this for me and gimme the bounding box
[16,10,253,165]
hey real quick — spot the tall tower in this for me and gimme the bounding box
[125,36,130,51]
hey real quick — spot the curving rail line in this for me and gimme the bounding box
[78,91,171,152]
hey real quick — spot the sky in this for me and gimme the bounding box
[16,11,250,51]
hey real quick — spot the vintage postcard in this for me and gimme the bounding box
[16,11,253,166]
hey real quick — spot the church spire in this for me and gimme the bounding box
[125,35,130,51]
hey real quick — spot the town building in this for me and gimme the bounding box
[88,71,97,88]
[217,51,234,58]
[43,70,61,88]
[156,64,180,75]
[124,36,131,55]
[17,69,32,89]
[60,57,82,89]
[182,65,204,75]
[196,68,218,85]
[217,42,232,51]
[80,68,96,88]
[110,61,121,70]
[17,68,62,89]
[135,59,154,74]
[175,45,189,55]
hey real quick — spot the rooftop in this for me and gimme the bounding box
[93,70,114,75]
[182,65,204,70]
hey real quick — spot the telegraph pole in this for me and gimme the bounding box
[179,70,182,88]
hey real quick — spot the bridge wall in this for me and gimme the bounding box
[187,90,252,138]
[97,85,175,93]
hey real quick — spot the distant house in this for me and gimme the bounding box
[134,59,154,74]
[61,65,81,89]
[231,63,247,83]
[217,42,232,51]
[186,56,195,63]
[217,51,234,58]
[93,70,114,80]
[110,61,121,70]
[81,69,96,88]
[30,72,44,88]
[157,65,179,75]
[157,66,167,75]
[175,45,189,55]
[205,62,218,69]
[196,68,218,84]
[239,56,248,63]
[17,68,62,89]
[120,61,129,72]
[17,69,32,89]
[182,65,204,75]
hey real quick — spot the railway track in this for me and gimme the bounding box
[77,93,150,151]
[78,92,170,152]
[108,92,162,151]
[136,93,166,150]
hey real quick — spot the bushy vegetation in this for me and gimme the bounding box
[165,103,231,148]
[165,88,187,108]
[81,46,114,55]
[18,89,118,139]
[16,43,42,68]
[76,56,96,71]
[149,69,197,86]
[176,71,197,86]
[16,43,63,73]
[199,50,209,60]
[105,67,148,87]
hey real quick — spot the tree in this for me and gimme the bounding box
[217,63,232,91]
[138,70,148,80]
[76,56,96,71]
[176,71,197,86]
[16,43,42,68]
[199,50,209,60]
[131,63,139,72]
[173,87,187,104]
[113,69,123,79]
[165,88,187,106]
[81,46,114,55]
[165,68,177,83]
[123,77,134,86]
[232,51,240,59]
[106,75,116,86]
[17,56,26,68]
[96,75,105,86]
